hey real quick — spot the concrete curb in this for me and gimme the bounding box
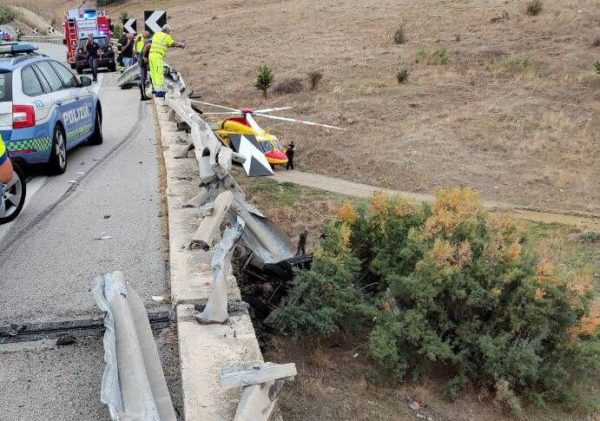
[154,101,277,420]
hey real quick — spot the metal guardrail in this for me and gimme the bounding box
[158,65,297,420]
[18,35,63,44]
[94,271,177,421]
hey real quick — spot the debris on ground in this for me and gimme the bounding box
[56,335,76,346]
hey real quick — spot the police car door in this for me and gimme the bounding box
[49,60,93,146]
[32,60,73,141]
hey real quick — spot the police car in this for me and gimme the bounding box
[0,43,102,174]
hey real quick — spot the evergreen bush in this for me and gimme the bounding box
[0,6,15,25]
[273,188,600,409]
[255,64,274,99]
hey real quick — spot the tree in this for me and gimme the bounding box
[255,65,274,99]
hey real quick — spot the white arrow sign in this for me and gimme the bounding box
[123,18,136,34]
[145,11,166,34]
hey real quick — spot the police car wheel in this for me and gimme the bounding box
[0,163,26,225]
[88,110,103,145]
[48,125,67,175]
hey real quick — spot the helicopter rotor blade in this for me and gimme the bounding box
[202,112,241,115]
[190,100,239,112]
[253,106,293,114]
[254,113,345,131]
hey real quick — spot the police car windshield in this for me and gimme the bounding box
[78,37,109,48]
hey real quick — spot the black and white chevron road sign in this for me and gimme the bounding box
[228,134,274,177]
[144,10,167,34]
[123,18,137,34]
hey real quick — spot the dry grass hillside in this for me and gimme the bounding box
[17,0,600,215]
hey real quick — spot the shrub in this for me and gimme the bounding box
[415,48,449,65]
[595,61,600,75]
[396,69,410,84]
[580,231,600,244]
[268,223,375,337]
[593,37,600,47]
[393,26,406,44]
[307,70,323,90]
[494,57,537,77]
[255,64,274,99]
[274,188,600,408]
[526,0,543,16]
[274,77,303,94]
[119,11,130,21]
[0,6,15,25]
[112,24,123,40]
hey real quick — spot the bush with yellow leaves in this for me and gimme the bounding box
[272,188,600,411]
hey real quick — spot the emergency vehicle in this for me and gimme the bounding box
[63,8,111,69]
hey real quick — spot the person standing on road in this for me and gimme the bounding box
[120,33,134,68]
[85,34,100,82]
[139,37,153,101]
[135,31,149,63]
[286,142,295,170]
[149,25,185,98]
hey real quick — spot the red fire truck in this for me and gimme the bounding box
[63,8,111,68]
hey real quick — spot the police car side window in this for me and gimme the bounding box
[21,66,44,96]
[34,61,63,92]
[31,64,52,93]
[49,61,79,89]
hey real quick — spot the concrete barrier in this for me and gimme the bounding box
[156,65,295,419]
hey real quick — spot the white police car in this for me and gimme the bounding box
[0,43,102,174]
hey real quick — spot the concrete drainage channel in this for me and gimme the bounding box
[119,66,298,420]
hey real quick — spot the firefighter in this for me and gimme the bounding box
[148,24,185,97]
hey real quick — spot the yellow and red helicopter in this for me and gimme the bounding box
[193,101,344,171]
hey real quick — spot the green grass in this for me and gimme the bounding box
[243,178,335,208]
[415,48,449,65]
[501,57,535,72]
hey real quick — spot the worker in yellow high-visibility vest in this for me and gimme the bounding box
[0,133,13,185]
[148,25,185,97]
[134,31,150,63]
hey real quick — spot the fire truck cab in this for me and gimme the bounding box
[63,8,111,69]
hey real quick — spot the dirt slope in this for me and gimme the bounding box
[20,0,600,214]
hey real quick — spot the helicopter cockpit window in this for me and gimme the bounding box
[260,141,274,152]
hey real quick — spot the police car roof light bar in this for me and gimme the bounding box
[0,43,39,55]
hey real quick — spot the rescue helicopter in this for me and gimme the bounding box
[192,101,344,169]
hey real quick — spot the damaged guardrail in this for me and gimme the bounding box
[161,66,305,324]
[158,65,301,419]
[94,271,177,421]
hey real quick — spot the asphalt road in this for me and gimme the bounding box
[0,43,175,420]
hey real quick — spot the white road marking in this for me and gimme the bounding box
[93,73,103,95]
